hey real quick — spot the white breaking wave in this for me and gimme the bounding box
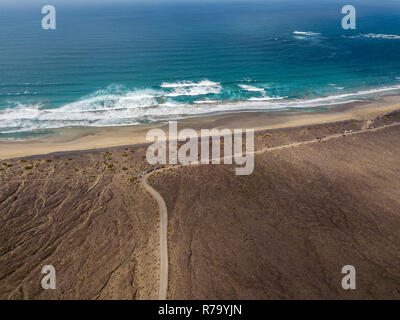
[55,89,161,113]
[161,80,220,88]
[347,33,400,40]
[363,33,400,39]
[2,83,400,134]
[238,84,265,92]
[293,31,321,36]
[290,84,400,106]
[165,85,221,97]
[163,79,222,97]
[0,88,165,133]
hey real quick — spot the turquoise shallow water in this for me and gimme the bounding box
[0,0,400,138]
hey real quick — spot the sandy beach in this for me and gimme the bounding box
[1,96,400,160]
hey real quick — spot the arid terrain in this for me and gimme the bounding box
[1,110,400,299]
[0,146,160,299]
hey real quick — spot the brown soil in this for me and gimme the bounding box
[1,111,400,299]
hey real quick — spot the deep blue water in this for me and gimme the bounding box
[0,0,400,138]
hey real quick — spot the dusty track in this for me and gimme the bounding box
[141,175,168,300]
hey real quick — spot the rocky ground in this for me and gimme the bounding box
[1,111,400,299]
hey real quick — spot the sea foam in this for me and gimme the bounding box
[238,84,265,92]
[2,82,400,134]
[346,33,400,40]
[161,80,220,88]
[293,31,321,36]
[163,80,222,97]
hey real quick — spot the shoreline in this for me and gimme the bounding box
[1,95,400,160]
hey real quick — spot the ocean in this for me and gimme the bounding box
[1,0,400,139]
